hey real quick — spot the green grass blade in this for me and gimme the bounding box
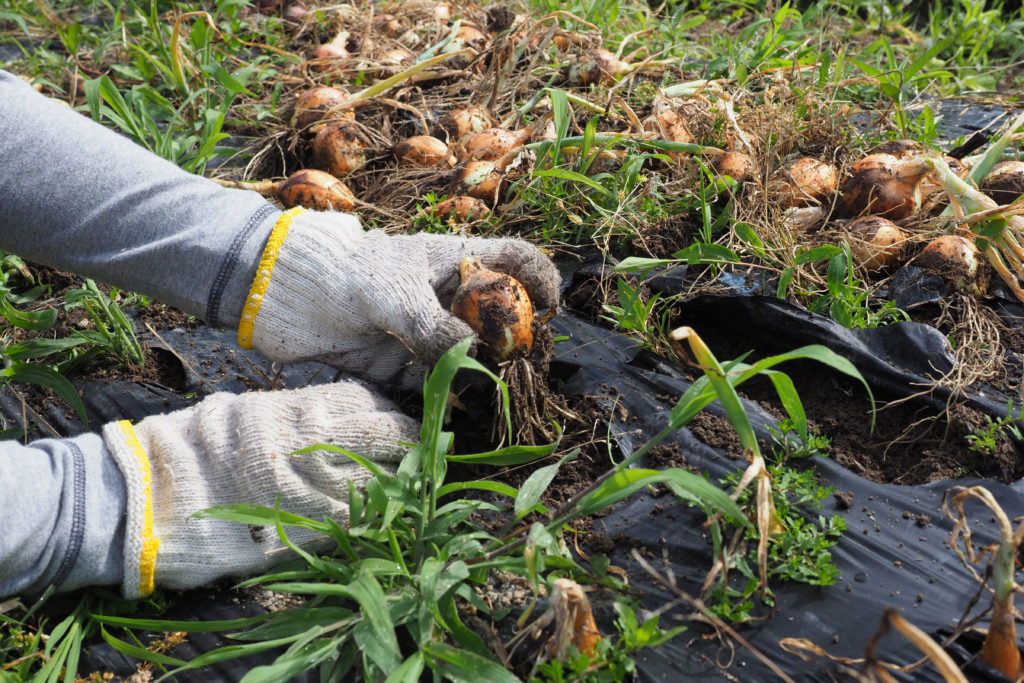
[385,652,425,683]
[446,442,557,466]
[420,640,519,683]
[514,451,577,517]
[347,572,401,673]
[1,362,87,427]
[575,467,747,524]
[436,480,521,500]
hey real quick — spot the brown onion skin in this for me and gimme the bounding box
[429,196,491,222]
[439,107,491,146]
[569,48,627,85]
[393,135,455,167]
[444,24,488,54]
[642,102,693,162]
[450,256,534,360]
[714,151,755,181]
[456,160,504,202]
[291,86,348,131]
[776,157,838,208]
[839,154,924,220]
[917,234,987,295]
[276,169,356,211]
[464,128,529,161]
[981,161,1024,204]
[844,216,908,271]
[312,121,367,177]
[373,13,404,38]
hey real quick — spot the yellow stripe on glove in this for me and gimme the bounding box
[238,206,305,350]
[115,419,161,596]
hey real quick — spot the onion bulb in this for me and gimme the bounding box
[290,86,349,131]
[774,157,838,208]
[917,234,986,295]
[642,99,693,162]
[439,107,492,146]
[276,169,355,211]
[432,2,453,21]
[464,127,530,161]
[844,216,908,272]
[393,135,456,167]
[534,119,558,143]
[568,48,630,86]
[918,155,970,213]
[428,196,491,222]
[713,151,755,181]
[380,46,414,66]
[839,154,933,220]
[450,256,534,360]
[443,24,488,54]
[981,161,1024,204]
[282,1,307,24]
[373,13,404,38]
[780,206,824,235]
[455,160,505,202]
[312,121,367,177]
[315,30,351,61]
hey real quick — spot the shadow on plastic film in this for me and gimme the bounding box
[549,311,1023,682]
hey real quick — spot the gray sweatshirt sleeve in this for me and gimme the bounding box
[0,68,282,328]
[0,70,289,597]
[0,433,126,597]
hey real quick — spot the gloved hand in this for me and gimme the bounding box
[102,379,417,598]
[236,208,561,387]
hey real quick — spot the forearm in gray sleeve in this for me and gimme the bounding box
[0,433,126,597]
[0,69,282,329]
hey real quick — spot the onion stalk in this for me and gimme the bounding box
[944,486,1024,680]
[924,156,1024,302]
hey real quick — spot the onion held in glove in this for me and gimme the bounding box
[451,256,533,360]
[276,169,355,212]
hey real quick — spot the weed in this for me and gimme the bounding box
[530,599,685,682]
[782,243,910,329]
[64,279,145,368]
[965,399,1024,454]
[600,278,667,351]
[769,417,832,459]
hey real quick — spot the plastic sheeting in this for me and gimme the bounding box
[550,303,1023,681]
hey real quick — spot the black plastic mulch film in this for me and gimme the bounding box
[18,102,1023,681]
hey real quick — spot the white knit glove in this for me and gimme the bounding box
[102,379,417,598]
[237,208,560,387]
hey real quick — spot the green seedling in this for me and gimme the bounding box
[64,279,145,368]
[965,399,1024,455]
